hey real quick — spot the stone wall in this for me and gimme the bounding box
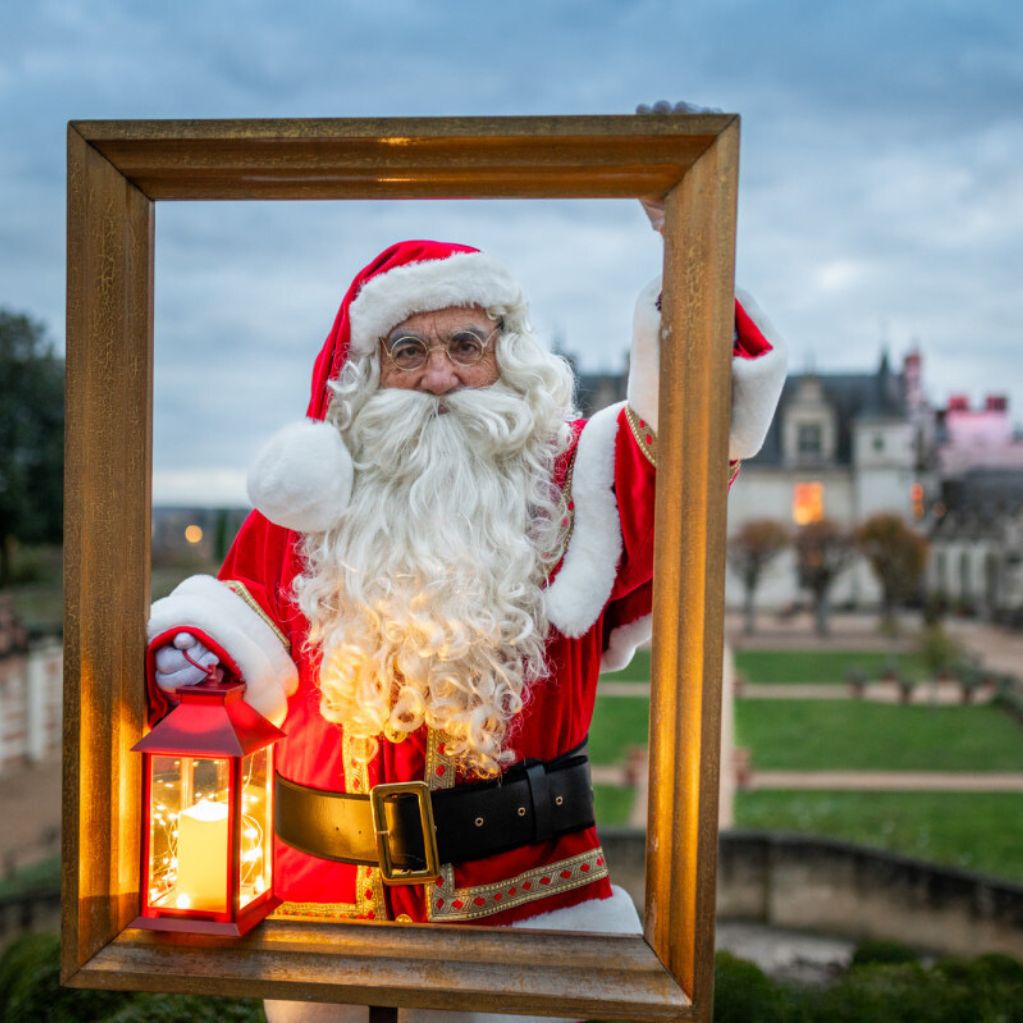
[601,827,1023,959]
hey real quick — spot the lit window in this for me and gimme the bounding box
[793,483,824,525]
[797,423,822,456]
[184,524,204,544]
[910,483,924,520]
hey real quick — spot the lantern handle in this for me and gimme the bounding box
[180,646,225,685]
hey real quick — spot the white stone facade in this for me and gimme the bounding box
[0,639,63,773]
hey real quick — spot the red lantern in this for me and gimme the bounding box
[132,678,284,935]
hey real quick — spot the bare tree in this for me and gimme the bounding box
[856,512,928,630]
[795,519,856,637]
[728,519,790,635]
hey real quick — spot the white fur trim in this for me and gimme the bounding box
[600,614,652,674]
[627,277,788,461]
[731,289,788,461]
[247,419,354,534]
[148,575,298,727]
[511,884,642,934]
[544,403,624,638]
[626,276,662,432]
[348,251,526,355]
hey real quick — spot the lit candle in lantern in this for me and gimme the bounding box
[175,800,229,911]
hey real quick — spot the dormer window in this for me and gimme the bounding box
[798,423,823,456]
[782,376,837,466]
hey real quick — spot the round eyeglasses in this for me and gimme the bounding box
[381,323,501,372]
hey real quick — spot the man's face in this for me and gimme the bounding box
[378,304,500,394]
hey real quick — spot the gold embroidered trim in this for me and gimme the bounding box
[562,450,576,539]
[272,899,362,922]
[222,579,291,652]
[342,732,387,919]
[425,847,609,923]
[425,729,456,791]
[271,862,383,921]
[624,406,657,468]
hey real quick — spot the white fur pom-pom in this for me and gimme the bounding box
[246,420,353,533]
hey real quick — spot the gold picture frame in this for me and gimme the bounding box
[63,114,738,1021]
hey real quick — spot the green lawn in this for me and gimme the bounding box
[588,696,649,764]
[599,647,651,683]
[735,790,1023,882]
[735,649,928,684]
[593,784,636,826]
[736,699,1023,772]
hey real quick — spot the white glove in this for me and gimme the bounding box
[636,101,724,232]
[154,632,222,692]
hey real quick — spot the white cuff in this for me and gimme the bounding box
[626,278,788,461]
[148,575,298,727]
[730,289,787,460]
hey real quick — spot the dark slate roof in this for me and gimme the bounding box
[938,468,1023,525]
[751,356,906,467]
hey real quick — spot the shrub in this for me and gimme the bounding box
[0,932,130,1023]
[916,623,960,680]
[713,951,787,1023]
[850,939,919,967]
[0,932,265,1022]
[844,666,869,696]
[810,961,969,1023]
[105,993,265,1022]
[895,673,918,704]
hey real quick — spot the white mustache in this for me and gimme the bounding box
[348,383,537,475]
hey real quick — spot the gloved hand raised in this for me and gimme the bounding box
[636,101,723,233]
[154,632,223,691]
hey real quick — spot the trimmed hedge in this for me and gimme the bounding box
[715,945,1023,1023]
[0,932,264,1022]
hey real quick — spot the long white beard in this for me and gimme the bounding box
[295,384,567,777]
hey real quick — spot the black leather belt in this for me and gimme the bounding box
[274,743,594,885]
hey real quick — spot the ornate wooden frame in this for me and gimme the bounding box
[63,115,738,1021]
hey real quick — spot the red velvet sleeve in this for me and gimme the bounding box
[217,510,301,632]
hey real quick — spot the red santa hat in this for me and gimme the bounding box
[247,240,528,532]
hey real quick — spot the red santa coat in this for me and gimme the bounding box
[147,283,785,930]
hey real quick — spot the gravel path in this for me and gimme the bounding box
[741,681,993,704]
[746,770,1023,792]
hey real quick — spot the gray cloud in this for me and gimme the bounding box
[2,0,1021,503]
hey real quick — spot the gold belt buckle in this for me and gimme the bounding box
[369,781,441,886]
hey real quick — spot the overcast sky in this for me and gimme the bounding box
[3,0,1021,505]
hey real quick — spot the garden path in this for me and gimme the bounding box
[949,619,1023,677]
[741,682,993,704]
[746,770,1023,792]
[599,679,995,703]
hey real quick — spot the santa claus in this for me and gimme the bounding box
[146,235,785,1023]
